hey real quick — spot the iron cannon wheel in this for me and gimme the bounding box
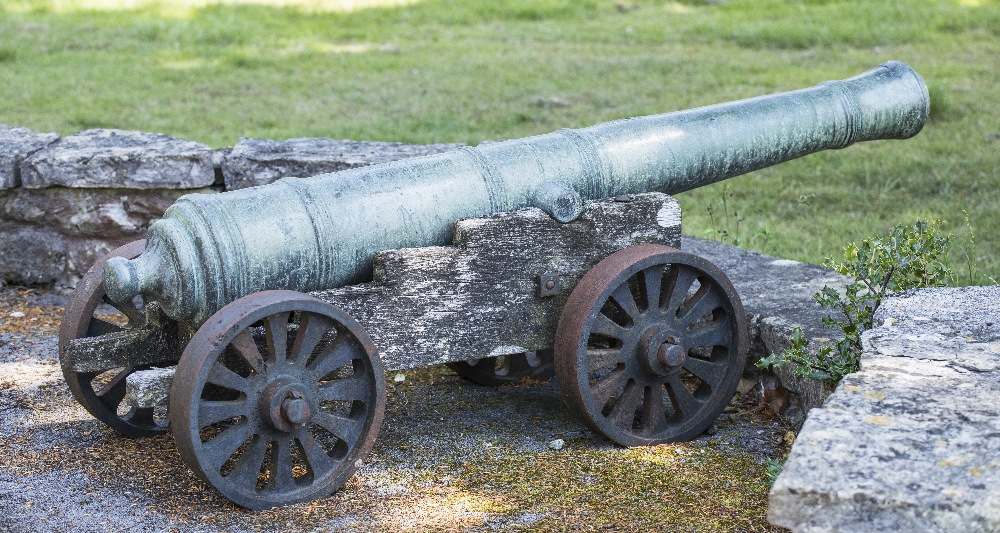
[170,290,386,510]
[446,349,555,386]
[58,239,168,438]
[554,244,748,446]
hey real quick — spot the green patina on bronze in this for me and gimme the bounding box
[103,61,928,323]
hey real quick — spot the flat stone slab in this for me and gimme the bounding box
[682,236,848,419]
[0,187,215,287]
[0,126,59,189]
[221,137,463,190]
[0,187,207,237]
[20,129,215,189]
[769,286,1000,533]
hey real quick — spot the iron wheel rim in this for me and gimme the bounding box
[58,239,167,438]
[170,290,386,510]
[554,244,748,446]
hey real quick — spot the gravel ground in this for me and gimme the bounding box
[0,287,789,532]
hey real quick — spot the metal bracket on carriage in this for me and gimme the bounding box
[60,303,190,382]
[537,273,561,297]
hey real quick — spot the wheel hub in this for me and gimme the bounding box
[638,328,686,376]
[260,377,315,432]
[657,341,686,368]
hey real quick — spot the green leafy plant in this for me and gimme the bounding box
[765,457,785,486]
[757,220,953,383]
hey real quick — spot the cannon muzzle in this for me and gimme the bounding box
[104,61,928,323]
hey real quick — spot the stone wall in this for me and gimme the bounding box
[0,125,460,288]
[769,286,1000,532]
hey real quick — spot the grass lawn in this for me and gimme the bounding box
[0,0,997,284]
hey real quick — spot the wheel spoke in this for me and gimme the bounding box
[204,422,254,469]
[664,374,704,419]
[198,400,249,428]
[298,429,335,476]
[607,380,641,429]
[663,266,697,314]
[125,407,155,426]
[683,317,732,349]
[640,385,668,435]
[207,362,251,395]
[610,283,641,321]
[589,365,629,409]
[590,314,628,340]
[313,412,363,446]
[267,438,295,492]
[230,329,265,374]
[683,357,727,391]
[95,367,131,410]
[291,312,335,364]
[309,336,358,380]
[316,374,367,402]
[226,435,268,484]
[677,286,723,328]
[264,312,290,363]
[642,265,664,313]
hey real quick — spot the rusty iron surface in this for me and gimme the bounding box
[169,290,386,510]
[103,62,928,324]
[554,244,749,446]
[57,239,171,438]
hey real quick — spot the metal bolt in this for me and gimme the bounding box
[539,273,560,297]
[281,395,311,426]
[657,343,685,368]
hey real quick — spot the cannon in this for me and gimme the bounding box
[58,61,928,509]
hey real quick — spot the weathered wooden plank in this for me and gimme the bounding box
[312,192,681,371]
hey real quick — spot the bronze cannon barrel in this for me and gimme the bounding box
[104,61,929,323]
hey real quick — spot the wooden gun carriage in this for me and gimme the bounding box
[57,62,929,509]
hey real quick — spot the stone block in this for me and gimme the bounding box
[0,126,59,189]
[20,129,215,189]
[0,187,213,238]
[63,238,138,287]
[0,186,217,287]
[0,223,67,285]
[221,137,463,190]
[769,286,1000,533]
[0,225,145,288]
